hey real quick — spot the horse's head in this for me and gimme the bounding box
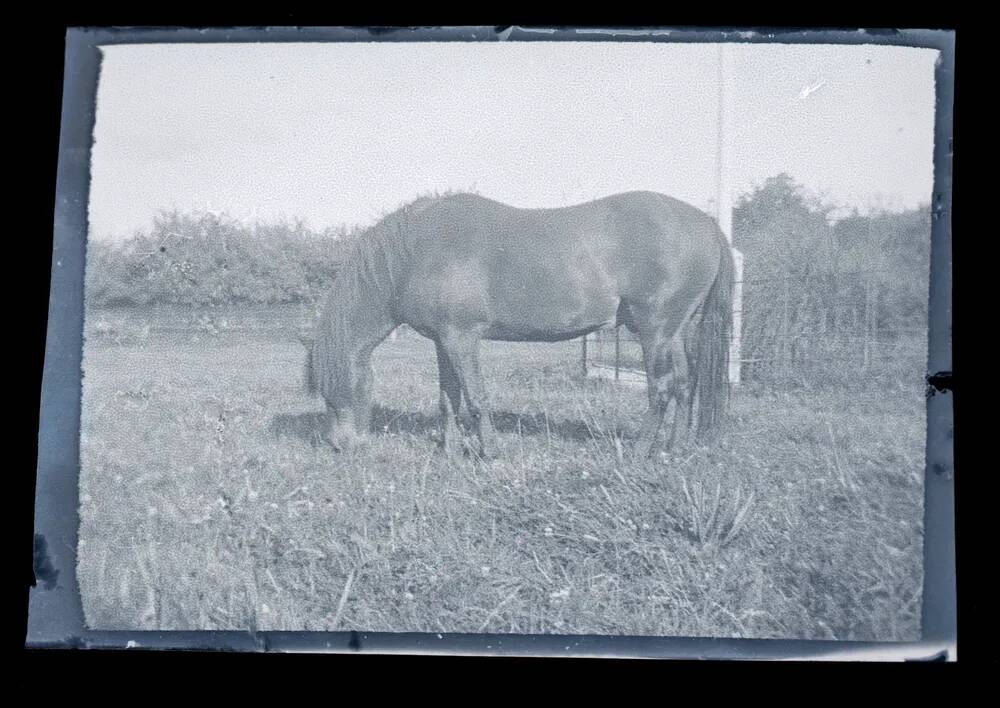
[299,330,373,451]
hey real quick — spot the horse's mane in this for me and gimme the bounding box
[307,194,453,401]
[341,193,448,294]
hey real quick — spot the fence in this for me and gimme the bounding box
[581,268,929,391]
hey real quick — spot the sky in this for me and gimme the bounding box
[88,41,939,241]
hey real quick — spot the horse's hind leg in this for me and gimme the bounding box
[636,331,670,456]
[438,331,496,459]
[664,334,691,450]
[636,303,700,457]
[637,339,688,456]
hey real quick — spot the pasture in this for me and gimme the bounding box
[78,305,926,640]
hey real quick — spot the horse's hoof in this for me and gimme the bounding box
[436,437,461,456]
[458,442,494,462]
[326,435,369,452]
[472,448,497,463]
[643,443,665,460]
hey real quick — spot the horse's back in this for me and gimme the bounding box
[396,191,724,340]
[411,190,718,244]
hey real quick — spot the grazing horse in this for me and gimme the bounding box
[302,191,733,457]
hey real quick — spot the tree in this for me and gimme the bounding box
[732,174,931,387]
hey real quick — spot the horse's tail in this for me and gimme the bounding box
[691,234,734,439]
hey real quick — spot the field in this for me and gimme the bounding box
[78,305,926,640]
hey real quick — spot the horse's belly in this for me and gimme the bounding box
[483,270,620,341]
[483,321,610,343]
[399,250,621,341]
[484,298,618,342]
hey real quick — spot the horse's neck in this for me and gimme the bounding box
[335,285,397,359]
[330,235,409,358]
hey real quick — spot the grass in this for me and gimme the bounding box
[78,305,926,639]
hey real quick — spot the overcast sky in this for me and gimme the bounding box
[88,41,939,241]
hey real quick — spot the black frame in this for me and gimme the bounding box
[29,26,956,659]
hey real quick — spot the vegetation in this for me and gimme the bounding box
[79,314,924,638]
[85,211,354,308]
[733,174,931,387]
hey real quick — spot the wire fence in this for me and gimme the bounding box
[582,270,930,391]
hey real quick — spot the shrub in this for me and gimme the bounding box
[86,210,358,308]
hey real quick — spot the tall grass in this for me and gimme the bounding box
[78,309,926,639]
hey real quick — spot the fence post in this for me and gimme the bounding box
[863,277,874,373]
[729,248,743,386]
[614,326,620,381]
[871,284,879,365]
[778,275,792,385]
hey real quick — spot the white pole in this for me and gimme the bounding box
[716,43,743,386]
[729,250,744,385]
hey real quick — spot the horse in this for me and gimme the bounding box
[301,191,734,458]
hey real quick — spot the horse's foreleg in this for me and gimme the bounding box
[323,403,369,452]
[434,341,463,455]
[440,334,495,460]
